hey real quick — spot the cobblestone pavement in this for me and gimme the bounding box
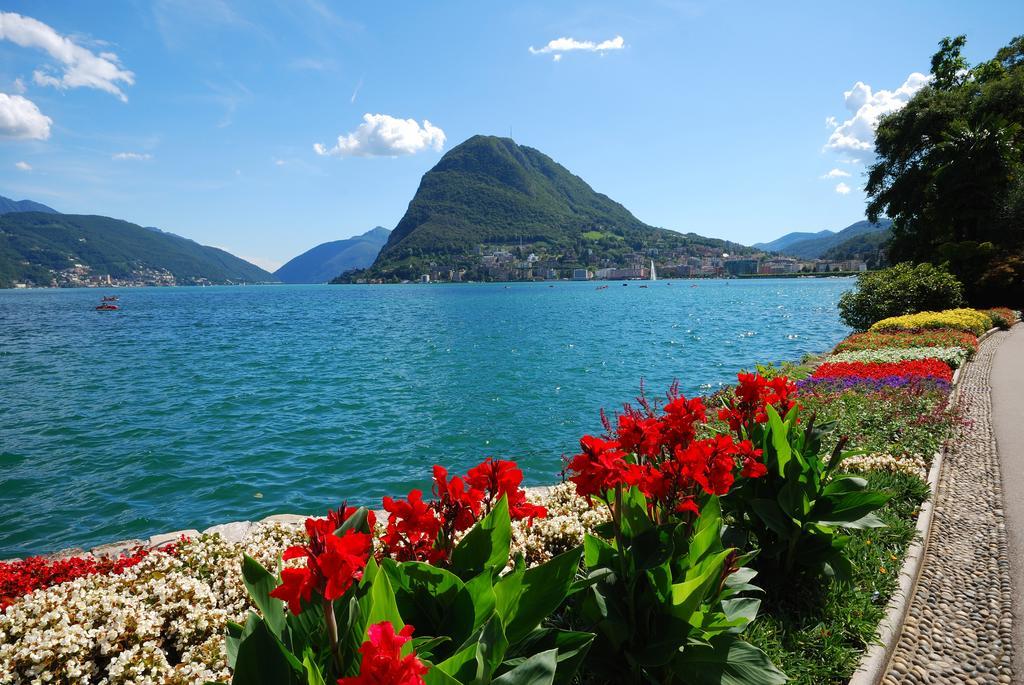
[883,331,1015,684]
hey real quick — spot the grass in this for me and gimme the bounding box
[745,470,930,684]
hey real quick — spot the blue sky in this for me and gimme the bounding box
[1,1,1021,271]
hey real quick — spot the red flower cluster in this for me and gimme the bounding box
[833,330,979,354]
[381,458,546,564]
[568,383,774,520]
[0,545,159,610]
[718,373,798,436]
[812,359,953,383]
[338,622,428,685]
[271,508,373,615]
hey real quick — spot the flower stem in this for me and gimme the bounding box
[323,598,342,674]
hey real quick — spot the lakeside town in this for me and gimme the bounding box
[353,245,870,284]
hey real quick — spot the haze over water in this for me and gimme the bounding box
[0,279,852,557]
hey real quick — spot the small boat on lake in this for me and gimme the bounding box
[101,296,119,302]
[95,303,119,311]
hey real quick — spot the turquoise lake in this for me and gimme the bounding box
[0,279,853,557]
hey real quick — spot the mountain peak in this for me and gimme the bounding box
[0,195,60,215]
[353,135,749,281]
[274,227,391,283]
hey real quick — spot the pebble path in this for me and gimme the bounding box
[883,330,1015,684]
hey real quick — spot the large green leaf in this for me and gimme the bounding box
[334,506,371,536]
[688,497,723,566]
[241,554,287,638]
[491,649,558,685]
[583,533,616,569]
[449,572,497,650]
[765,405,792,477]
[503,547,582,645]
[384,559,465,635]
[673,635,787,685]
[503,629,594,685]
[812,490,891,526]
[451,497,511,580]
[231,618,303,685]
[363,566,405,643]
[670,550,729,623]
[748,499,794,538]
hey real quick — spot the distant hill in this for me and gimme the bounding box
[822,226,892,268]
[0,212,275,287]
[275,227,391,283]
[345,135,751,282]
[0,195,59,215]
[759,219,893,259]
[753,229,834,253]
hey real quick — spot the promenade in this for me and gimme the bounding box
[882,328,1017,684]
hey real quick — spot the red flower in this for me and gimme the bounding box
[381,490,443,563]
[338,622,428,685]
[616,413,666,459]
[466,458,547,523]
[719,373,800,437]
[433,465,484,533]
[736,439,767,479]
[661,395,707,447]
[271,511,372,615]
[567,435,642,500]
[811,359,952,383]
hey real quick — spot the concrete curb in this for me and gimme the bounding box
[847,327,989,685]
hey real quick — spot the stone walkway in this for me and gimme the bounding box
[883,330,1015,684]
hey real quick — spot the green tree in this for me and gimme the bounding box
[866,35,1024,305]
[838,262,965,331]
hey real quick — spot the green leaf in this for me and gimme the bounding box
[302,650,327,685]
[450,571,497,649]
[423,666,463,685]
[503,547,583,645]
[670,550,729,623]
[749,498,795,538]
[451,496,511,580]
[765,405,792,477]
[618,486,653,539]
[385,559,465,636]
[231,618,303,685]
[583,533,616,569]
[491,649,558,685]
[335,506,371,536]
[503,629,594,685]
[241,554,287,638]
[822,476,868,495]
[673,635,788,685]
[688,497,723,566]
[812,490,891,526]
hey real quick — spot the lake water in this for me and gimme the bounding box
[0,279,853,557]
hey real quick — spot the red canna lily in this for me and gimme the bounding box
[338,622,428,685]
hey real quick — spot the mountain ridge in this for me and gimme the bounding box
[0,196,59,215]
[0,209,275,287]
[275,227,391,283]
[757,219,893,259]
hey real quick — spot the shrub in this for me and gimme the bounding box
[870,308,993,335]
[987,307,1018,329]
[838,262,965,331]
[833,330,978,356]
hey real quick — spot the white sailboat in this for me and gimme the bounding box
[650,259,657,281]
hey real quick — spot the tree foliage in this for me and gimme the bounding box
[866,35,1024,305]
[838,262,965,331]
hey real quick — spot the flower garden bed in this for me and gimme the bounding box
[1,308,1017,685]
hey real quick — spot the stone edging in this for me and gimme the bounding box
[847,450,944,685]
[846,326,991,685]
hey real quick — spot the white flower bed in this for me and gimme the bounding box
[827,345,970,368]
[0,485,605,684]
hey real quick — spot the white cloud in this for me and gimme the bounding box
[12,77,26,93]
[350,77,362,103]
[0,93,52,139]
[314,113,446,157]
[835,182,852,195]
[822,168,850,179]
[825,115,837,129]
[824,72,929,153]
[0,12,134,101]
[274,158,286,166]
[112,151,152,160]
[15,160,31,170]
[529,35,625,60]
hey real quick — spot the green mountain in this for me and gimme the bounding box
[0,212,275,287]
[275,227,391,283]
[822,227,892,268]
[0,195,59,215]
[764,219,892,259]
[343,135,751,282]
